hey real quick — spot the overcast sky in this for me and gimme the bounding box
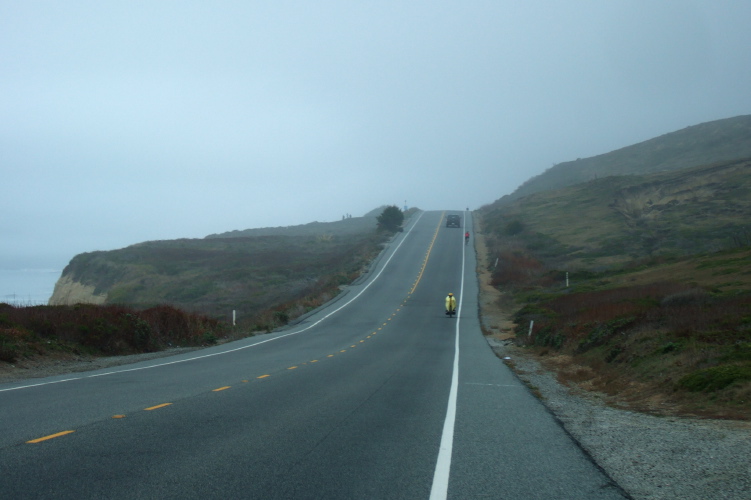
[3,0,751,269]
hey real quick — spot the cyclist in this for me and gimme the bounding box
[445,292,457,317]
[465,231,470,244]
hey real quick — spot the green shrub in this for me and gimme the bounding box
[505,220,524,236]
[0,334,19,362]
[273,310,289,325]
[677,363,751,392]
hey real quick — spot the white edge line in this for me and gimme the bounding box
[0,212,426,393]
[429,211,467,499]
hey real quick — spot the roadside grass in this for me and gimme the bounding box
[502,251,751,419]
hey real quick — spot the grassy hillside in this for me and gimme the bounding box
[478,158,751,418]
[483,158,751,271]
[61,231,385,327]
[53,209,420,330]
[3,209,411,370]
[492,114,751,205]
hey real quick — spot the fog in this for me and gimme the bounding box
[3,1,751,271]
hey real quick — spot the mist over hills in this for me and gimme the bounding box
[491,114,751,207]
[478,113,751,272]
[48,113,751,331]
[477,114,751,418]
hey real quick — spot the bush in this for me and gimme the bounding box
[505,220,524,235]
[678,364,751,392]
[377,206,404,233]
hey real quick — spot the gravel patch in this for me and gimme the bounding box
[487,337,751,500]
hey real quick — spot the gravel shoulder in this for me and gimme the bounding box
[488,338,751,500]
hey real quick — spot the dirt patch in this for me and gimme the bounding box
[473,225,516,341]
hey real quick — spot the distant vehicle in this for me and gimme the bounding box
[446,215,461,228]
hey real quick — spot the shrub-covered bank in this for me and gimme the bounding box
[0,303,222,363]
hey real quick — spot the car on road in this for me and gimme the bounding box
[446,215,461,228]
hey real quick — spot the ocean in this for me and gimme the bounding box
[0,268,62,305]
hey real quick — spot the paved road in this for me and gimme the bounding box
[0,211,627,499]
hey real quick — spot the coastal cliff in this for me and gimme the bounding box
[49,274,107,305]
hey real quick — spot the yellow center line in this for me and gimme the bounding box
[27,430,75,443]
[112,415,126,419]
[257,374,270,379]
[144,403,172,411]
[327,354,335,357]
[311,360,318,363]
[340,350,346,353]
[288,366,298,370]
[213,386,231,392]
[360,340,365,343]
[410,211,444,294]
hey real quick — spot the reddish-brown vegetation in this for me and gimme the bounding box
[0,303,223,363]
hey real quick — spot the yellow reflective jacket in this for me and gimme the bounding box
[445,295,456,312]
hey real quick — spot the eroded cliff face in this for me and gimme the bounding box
[48,274,107,305]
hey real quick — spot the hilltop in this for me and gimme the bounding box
[205,207,383,239]
[491,114,751,205]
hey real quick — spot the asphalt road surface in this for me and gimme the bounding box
[0,211,627,499]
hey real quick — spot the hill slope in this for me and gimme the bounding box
[482,157,751,271]
[491,114,751,206]
[477,156,751,418]
[49,213,393,328]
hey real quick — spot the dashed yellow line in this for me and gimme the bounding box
[411,212,444,294]
[26,430,75,443]
[144,403,172,411]
[23,302,413,447]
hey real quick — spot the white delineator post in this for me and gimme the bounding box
[232,310,236,326]
[528,320,534,338]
